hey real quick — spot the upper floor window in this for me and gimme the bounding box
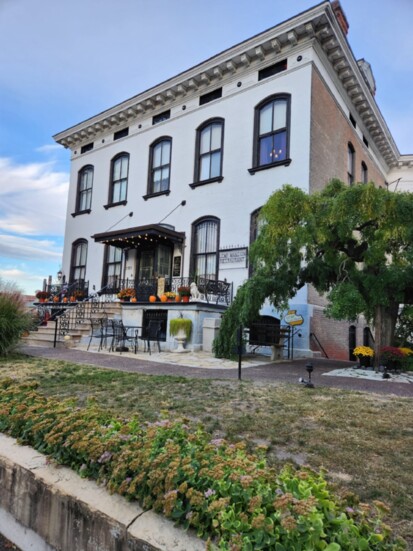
[75,165,93,213]
[147,138,172,197]
[191,217,220,281]
[109,153,129,205]
[361,161,368,184]
[80,142,93,154]
[249,94,291,174]
[347,143,355,185]
[70,239,88,283]
[192,119,224,187]
[152,110,170,125]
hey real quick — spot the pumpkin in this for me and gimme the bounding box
[149,295,157,303]
[160,295,168,303]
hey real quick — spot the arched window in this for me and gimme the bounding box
[76,166,93,213]
[102,245,122,290]
[250,94,291,173]
[191,217,220,281]
[148,137,171,196]
[194,118,224,184]
[109,153,129,204]
[70,239,88,283]
[361,161,368,184]
[347,143,355,185]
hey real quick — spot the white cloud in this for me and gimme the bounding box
[0,268,48,296]
[0,157,69,235]
[36,144,62,154]
[0,234,62,262]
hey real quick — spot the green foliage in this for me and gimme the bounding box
[0,292,33,356]
[0,379,405,550]
[169,318,192,339]
[215,181,413,358]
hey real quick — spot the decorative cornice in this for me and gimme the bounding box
[53,1,402,167]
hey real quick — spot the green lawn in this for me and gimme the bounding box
[1,353,412,545]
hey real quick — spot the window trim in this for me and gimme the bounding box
[191,118,225,187]
[146,136,172,198]
[108,152,129,207]
[72,165,93,217]
[249,93,292,174]
[190,216,220,281]
[70,239,88,284]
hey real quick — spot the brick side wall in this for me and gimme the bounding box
[310,306,369,361]
[310,66,386,192]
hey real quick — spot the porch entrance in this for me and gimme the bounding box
[137,244,172,281]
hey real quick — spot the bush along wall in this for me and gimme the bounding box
[0,379,405,551]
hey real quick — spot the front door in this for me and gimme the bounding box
[139,251,154,280]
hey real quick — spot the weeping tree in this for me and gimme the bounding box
[214,180,413,362]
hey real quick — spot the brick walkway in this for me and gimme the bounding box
[19,345,413,398]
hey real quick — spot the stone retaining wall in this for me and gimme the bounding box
[0,434,204,551]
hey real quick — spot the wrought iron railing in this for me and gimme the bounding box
[53,298,106,347]
[46,280,89,302]
[98,276,233,305]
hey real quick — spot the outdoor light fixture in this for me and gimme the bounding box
[299,362,315,388]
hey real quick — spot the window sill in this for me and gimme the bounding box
[248,158,291,175]
[104,200,128,210]
[189,176,224,189]
[142,190,171,201]
[71,209,91,218]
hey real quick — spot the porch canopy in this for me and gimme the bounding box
[92,224,185,249]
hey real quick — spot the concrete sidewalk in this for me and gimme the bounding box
[19,345,413,397]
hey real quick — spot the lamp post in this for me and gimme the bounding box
[299,362,315,388]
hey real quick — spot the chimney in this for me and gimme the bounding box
[331,1,349,35]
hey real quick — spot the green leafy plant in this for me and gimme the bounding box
[177,286,191,297]
[0,293,33,356]
[169,317,192,340]
[0,380,405,550]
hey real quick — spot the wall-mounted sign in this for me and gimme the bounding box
[219,247,248,269]
[284,310,304,326]
[173,256,181,277]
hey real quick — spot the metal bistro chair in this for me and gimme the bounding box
[87,317,106,351]
[111,319,139,354]
[139,320,162,355]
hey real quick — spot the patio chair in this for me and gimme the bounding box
[87,318,105,351]
[139,320,162,355]
[111,319,139,354]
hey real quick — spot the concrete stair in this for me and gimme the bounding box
[22,302,122,349]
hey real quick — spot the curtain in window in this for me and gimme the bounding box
[193,219,218,279]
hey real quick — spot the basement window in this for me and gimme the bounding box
[258,59,287,81]
[199,88,222,106]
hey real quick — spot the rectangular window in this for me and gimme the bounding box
[258,59,287,81]
[114,128,129,141]
[80,142,94,154]
[199,88,222,106]
[152,110,170,125]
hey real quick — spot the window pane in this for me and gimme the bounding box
[112,182,120,203]
[259,103,272,135]
[153,143,162,167]
[120,156,128,178]
[273,100,287,130]
[157,245,171,276]
[205,221,217,253]
[79,244,87,265]
[113,159,121,180]
[210,124,222,150]
[161,141,170,164]
[119,180,127,201]
[153,169,161,193]
[205,253,216,279]
[273,132,287,161]
[200,155,210,181]
[200,127,211,154]
[259,135,274,165]
[210,151,221,178]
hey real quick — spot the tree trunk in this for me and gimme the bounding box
[374,302,399,367]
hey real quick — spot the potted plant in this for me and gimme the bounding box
[73,289,86,302]
[169,316,192,353]
[353,346,374,368]
[117,288,136,302]
[178,286,191,302]
[164,291,177,302]
[35,290,49,303]
[380,346,405,372]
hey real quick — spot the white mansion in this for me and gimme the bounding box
[53,0,413,359]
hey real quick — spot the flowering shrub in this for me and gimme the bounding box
[0,380,405,550]
[117,288,136,299]
[35,290,49,300]
[164,291,177,299]
[177,286,191,297]
[353,346,374,358]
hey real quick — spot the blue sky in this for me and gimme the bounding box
[1,0,412,295]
